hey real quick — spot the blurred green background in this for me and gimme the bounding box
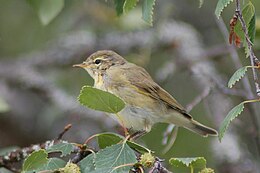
[1,0,260,172]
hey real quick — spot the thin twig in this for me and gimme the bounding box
[235,0,260,97]
[57,124,72,140]
[186,87,211,112]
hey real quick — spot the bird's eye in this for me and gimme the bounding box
[94,59,101,65]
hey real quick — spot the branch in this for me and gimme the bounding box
[0,124,81,172]
[235,0,260,97]
[0,140,78,172]
[186,87,211,112]
[215,8,260,165]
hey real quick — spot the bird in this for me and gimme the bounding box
[73,50,218,138]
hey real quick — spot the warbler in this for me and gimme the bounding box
[73,50,218,137]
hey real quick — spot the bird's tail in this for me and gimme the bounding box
[183,119,218,137]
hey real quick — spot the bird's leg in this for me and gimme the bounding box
[129,130,147,141]
[115,113,129,137]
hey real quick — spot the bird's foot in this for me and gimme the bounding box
[129,130,147,141]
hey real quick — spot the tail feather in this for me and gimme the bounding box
[184,120,218,137]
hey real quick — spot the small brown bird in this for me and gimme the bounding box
[74,50,218,137]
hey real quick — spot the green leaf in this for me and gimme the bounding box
[79,154,95,173]
[142,0,156,25]
[169,157,206,168]
[78,86,125,113]
[96,132,151,154]
[97,133,123,149]
[114,0,126,16]
[0,97,9,113]
[27,0,64,25]
[245,13,256,57]
[215,0,234,18]
[22,149,48,172]
[219,102,245,141]
[95,143,136,172]
[126,141,151,154]
[123,0,138,13]
[46,142,74,157]
[37,158,66,171]
[248,13,256,43]
[228,66,248,88]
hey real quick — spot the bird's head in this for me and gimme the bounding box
[73,50,126,78]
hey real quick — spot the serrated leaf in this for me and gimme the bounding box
[95,143,136,172]
[123,0,138,13]
[97,133,123,149]
[114,0,126,16]
[219,102,245,141]
[37,158,66,171]
[228,66,248,88]
[215,0,234,18]
[78,86,125,113]
[79,154,95,173]
[22,149,48,172]
[27,0,64,25]
[234,1,255,49]
[169,157,206,168]
[0,97,9,113]
[142,0,156,25]
[46,143,74,157]
[245,13,256,57]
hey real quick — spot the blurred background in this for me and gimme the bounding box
[0,0,260,172]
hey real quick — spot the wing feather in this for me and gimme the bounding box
[124,63,192,119]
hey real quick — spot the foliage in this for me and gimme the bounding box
[78,86,125,113]
[123,0,138,13]
[4,0,260,172]
[142,0,156,25]
[46,142,74,157]
[37,158,66,172]
[26,0,156,25]
[228,66,248,88]
[215,0,259,143]
[27,0,64,25]
[95,143,136,172]
[219,102,245,141]
[215,0,234,18]
[17,87,213,173]
[169,157,208,173]
[234,1,256,57]
[22,149,48,172]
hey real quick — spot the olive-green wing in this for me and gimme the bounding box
[124,64,191,119]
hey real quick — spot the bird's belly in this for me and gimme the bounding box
[110,105,160,132]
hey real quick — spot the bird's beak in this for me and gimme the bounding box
[73,62,89,68]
